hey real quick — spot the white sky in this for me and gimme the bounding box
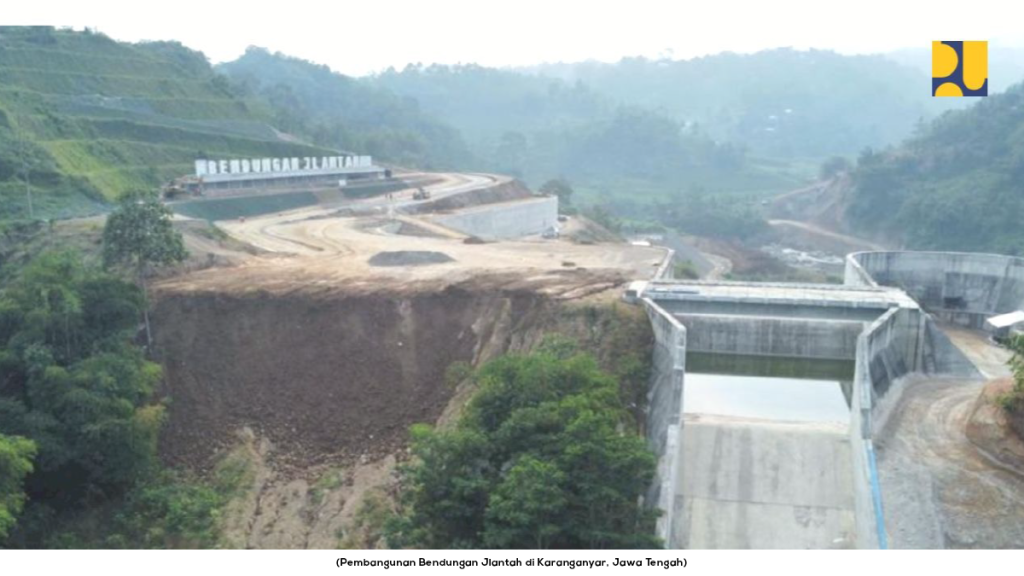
[7,0,1024,76]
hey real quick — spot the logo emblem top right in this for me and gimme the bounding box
[933,41,988,97]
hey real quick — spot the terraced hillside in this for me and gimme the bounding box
[0,26,332,220]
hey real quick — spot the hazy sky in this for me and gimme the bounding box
[8,0,1024,76]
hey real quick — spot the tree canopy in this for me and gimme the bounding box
[539,178,574,207]
[386,339,660,549]
[846,81,1024,255]
[0,434,35,540]
[102,190,187,275]
[0,250,165,544]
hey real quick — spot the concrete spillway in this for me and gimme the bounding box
[674,416,854,548]
[640,280,930,548]
[638,251,1024,549]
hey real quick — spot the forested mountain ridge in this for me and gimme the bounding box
[843,81,1024,255]
[382,49,966,159]
[218,48,475,170]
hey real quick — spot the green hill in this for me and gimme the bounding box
[845,81,1024,255]
[370,63,807,203]
[218,48,474,170]
[370,63,610,147]
[375,50,965,160]
[0,27,331,221]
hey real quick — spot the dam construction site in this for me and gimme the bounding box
[149,169,667,547]
[5,19,1024,567]
[138,163,1024,550]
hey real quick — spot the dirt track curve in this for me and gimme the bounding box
[877,328,1024,548]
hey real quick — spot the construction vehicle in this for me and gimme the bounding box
[161,175,203,199]
[412,187,431,200]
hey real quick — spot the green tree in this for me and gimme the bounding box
[819,155,851,180]
[482,455,567,548]
[0,250,165,541]
[0,434,36,541]
[581,205,621,234]
[102,190,187,348]
[539,178,574,207]
[387,345,660,549]
[1000,335,1024,415]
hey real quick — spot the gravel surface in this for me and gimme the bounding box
[877,329,1024,548]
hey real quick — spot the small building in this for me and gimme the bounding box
[984,310,1024,340]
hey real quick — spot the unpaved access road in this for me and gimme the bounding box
[160,172,669,298]
[767,219,886,252]
[877,327,1024,548]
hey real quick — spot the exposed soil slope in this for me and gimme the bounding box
[153,279,545,471]
[148,172,666,547]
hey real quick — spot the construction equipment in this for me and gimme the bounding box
[162,175,202,199]
[412,187,431,200]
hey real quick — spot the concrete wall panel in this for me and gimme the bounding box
[674,314,864,360]
[848,252,1024,328]
[642,298,687,546]
[432,197,558,240]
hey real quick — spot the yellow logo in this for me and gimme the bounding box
[932,41,988,97]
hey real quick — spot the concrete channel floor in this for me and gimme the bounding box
[672,414,856,549]
[876,327,1024,549]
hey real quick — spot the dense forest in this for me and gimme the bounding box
[379,49,963,159]
[217,48,474,170]
[386,338,659,549]
[221,51,793,202]
[845,81,1024,254]
[0,195,236,548]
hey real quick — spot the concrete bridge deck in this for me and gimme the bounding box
[646,279,917,310]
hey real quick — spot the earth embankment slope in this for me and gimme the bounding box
[148,171,668,546]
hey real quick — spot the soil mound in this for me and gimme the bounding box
[368,251,454,267]
[966,378,1024,474]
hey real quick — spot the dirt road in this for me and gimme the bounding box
[767,219,885,252]
[877,328,1024,548]
[159,172,669,298]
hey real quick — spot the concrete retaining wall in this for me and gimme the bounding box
[844,255,878,288]
[860,306,924,402]
[842,251,1004,549]
[848,304,931,549]
[674,314,864,360]
[921,318,983,377]
[850,313,888,550]
[431,196,558,240]
[848,251,1024,328]
[641,298,686,545]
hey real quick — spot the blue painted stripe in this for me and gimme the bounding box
[866,441,888,549]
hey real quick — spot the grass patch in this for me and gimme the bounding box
[310,467,346,506]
